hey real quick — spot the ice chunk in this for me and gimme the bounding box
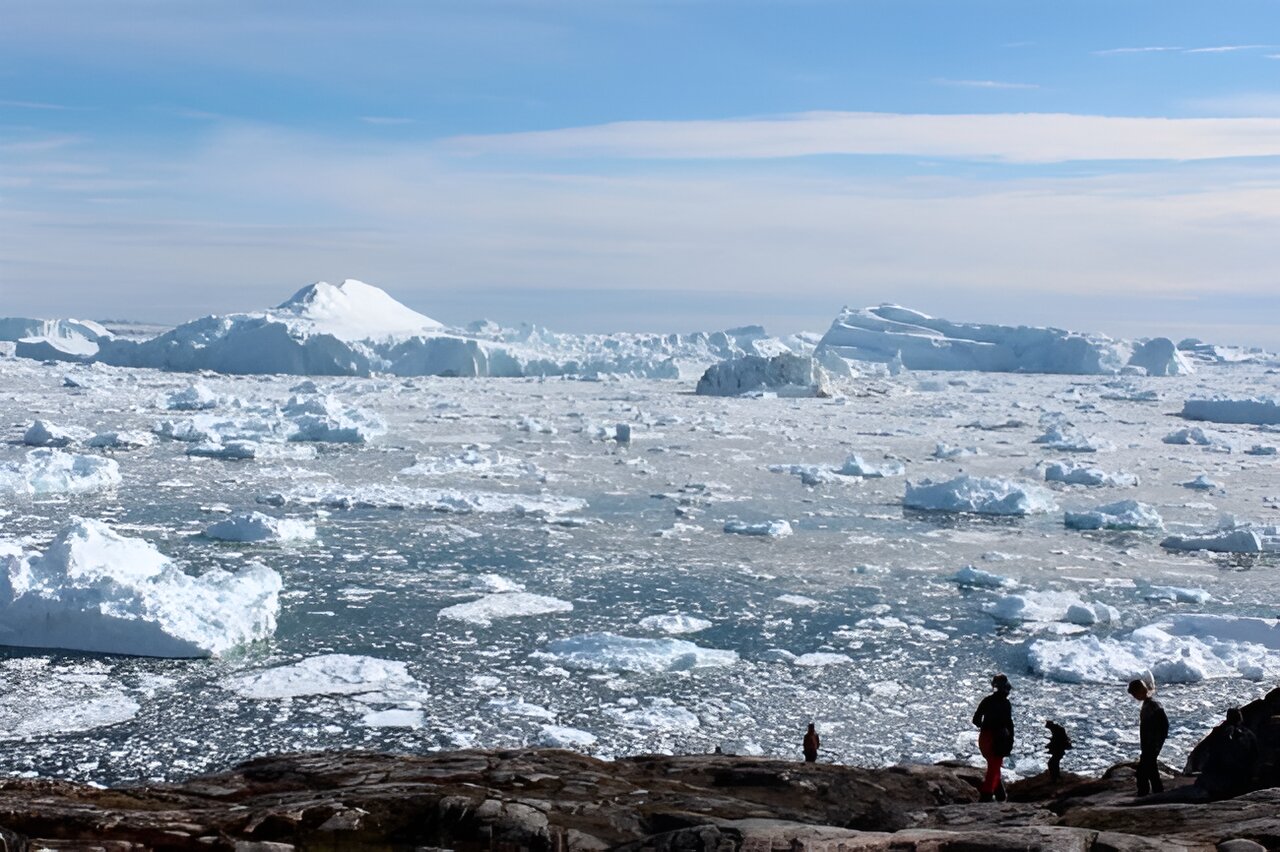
[835,454,905,478]
[1043,460,1138,487]
[164,383,219,411]
[1128,338,1194,376]
[793,652,855,666]
[227,654,416,698]
[934,443,982,459]
[362,708,425,728]
[1181,474,1221,491]
[204,511,316,543]
[1029,614,1280,684]
[538,724,597,748]
[282,394,386,443]
[1064,500,1164,531]
[86,430,155,450]
[1161,528,1263,554]
[1135,581,1211,604]
[987,590,1113,624]
[638,614,713,634]
[438,592,573,627]
[607,699,700,730]
[904,475,1057,516]
[696,353,833,397]
[541,633,738,673]
[950,565,1014,589]
[1163,426,1223,447]
[23,420,89,448]
[724,519,793,538]
[1181,397,1280,426]
[1033,424,1113,453]
[0,449,121,496]
[0,519,280,658]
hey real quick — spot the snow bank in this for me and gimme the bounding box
[724,519,793,538]
[695,353,833,397]
[438,592,573,627]
[1064,500,1164,531]
[0,449,121,496]
[227,654,416,698]
[0,519,280,657]
[815,304,1179,375]
[1043,460,1137,487]
[1181,397,1280,426]
[1029,614,1280,684]
[541,633,738,673]
[204,511,316,543]
[903,475,1057,516]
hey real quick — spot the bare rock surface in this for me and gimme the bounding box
[0,749,1275,850]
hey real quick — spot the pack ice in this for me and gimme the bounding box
[0,520,281,657]
[0,449,121,496]
[815,304,1192,375]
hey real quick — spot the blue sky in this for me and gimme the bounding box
[3,1,1280,345]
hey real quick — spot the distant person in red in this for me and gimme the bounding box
[972,674,1014,802]
[802,723,820,762]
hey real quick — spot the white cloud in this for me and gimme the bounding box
[1094,46,1182,55]
[1184,44,1272,54]
[443,111,1280,163]
[934,78,1039,90]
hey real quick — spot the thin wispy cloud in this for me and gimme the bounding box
[445,111,1280,164]
[1185,44,1271,54]
[1097,45,1273,56]
[1094,46,1182,55]
[0,98,72,110]
[361,116,416,126]
[934,78,1039,90]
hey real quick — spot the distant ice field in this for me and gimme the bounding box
[0,356,1277,785]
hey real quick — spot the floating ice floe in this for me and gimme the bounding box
[23,420,89,448]
[903,475,1057,516]
[1028,614,1280,684]
[204,511,317,543]
[1043,460,1138,487]
[607,698,700,730]
[1135,580,1211,605]
[814,304,1185,375]
[835,454,905,478]
[401,446,543,481]
[163,383,219,411]
[767,464,841,487]
[638,614,713,635]
[1161,521,1279,554]
[226,654,417,698]
[438,592,574,627]
[538,724,598,748]
[950,565,1015,589]
[1033,423,1113,453]
[86,430,155,450]
[0,519,281,657]
[695,353,834,398]
[987,590,1118,626]
[724,519,793,538]
[1182,474,1222,491]
[793,652,855,667]
[933,443,982,460]
[1246,444,1278,456]
[540,633,738,673]
[0,449,121,496]
[277,483,587,516]
[1064,500,1164,531]
[1163,426,1228,448]
[1181,397,1280,426]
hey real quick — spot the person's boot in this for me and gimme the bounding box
[994,782,1007,802]
[979,792,994,802]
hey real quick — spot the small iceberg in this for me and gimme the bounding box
[903,475,1057,516]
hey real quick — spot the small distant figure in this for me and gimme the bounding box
[1128,678,1169,796]
[1194,707,1260,798]
[972,673,1014,802]
[1044,720,1072,781]
[802,723,820,763]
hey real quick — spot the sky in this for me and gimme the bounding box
[3,0,1280,346]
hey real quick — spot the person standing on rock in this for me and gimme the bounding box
[972,674,1014,802]
[802,723,820,763]
[1128,678,1169,796]
[1044,720,1072,781]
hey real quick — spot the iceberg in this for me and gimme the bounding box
[987,590,1117,625]
[541,632,738,673]
[437,592,573,627]
[1043,460,1137,487]
[724,519,794,537]
[903,475,1057,516]
[950,565,1014,589]
[695,353,833,397]
[164,383,220,411]
[226,654,416,699]
[204,511,317,543]
[0,519,281,657]
[638,613,713,634]
[1181,397,1280,426]
[0,317,112,363]
[1161,528,1265,554]
[23,420,89,448]
[86,430,156,450]
[835,454,905,478]
[815,305,1183,375]
[1064,500,1164,531]
[0,449,121,496]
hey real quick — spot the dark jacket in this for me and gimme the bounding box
[1045,721,1072,754]
[1140,698,1169,753]
[974,693,1014,755]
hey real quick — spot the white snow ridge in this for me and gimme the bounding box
[0,519,281,657]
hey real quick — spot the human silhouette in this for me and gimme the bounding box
[972,674,1014,802]
[1044,720,1072,781]
[1194,707,1260,798]
[802,723,820,763]
[1128,678,1168,796]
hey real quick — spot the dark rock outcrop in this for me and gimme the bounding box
[0,749,1276,851]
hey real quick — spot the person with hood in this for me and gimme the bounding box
[802,723,820,763]
[972,674,1014,802]
[1128,677,1169,796]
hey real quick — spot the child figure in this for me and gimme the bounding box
[1044,720,1072,781]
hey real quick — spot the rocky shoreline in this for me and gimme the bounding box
[0,748,1276,851]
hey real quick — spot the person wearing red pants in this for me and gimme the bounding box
[972,674,1015,802]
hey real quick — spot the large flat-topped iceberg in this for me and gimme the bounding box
[816,304,1191,375]
[0,519,281,657]
[1180,397,1280,426]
